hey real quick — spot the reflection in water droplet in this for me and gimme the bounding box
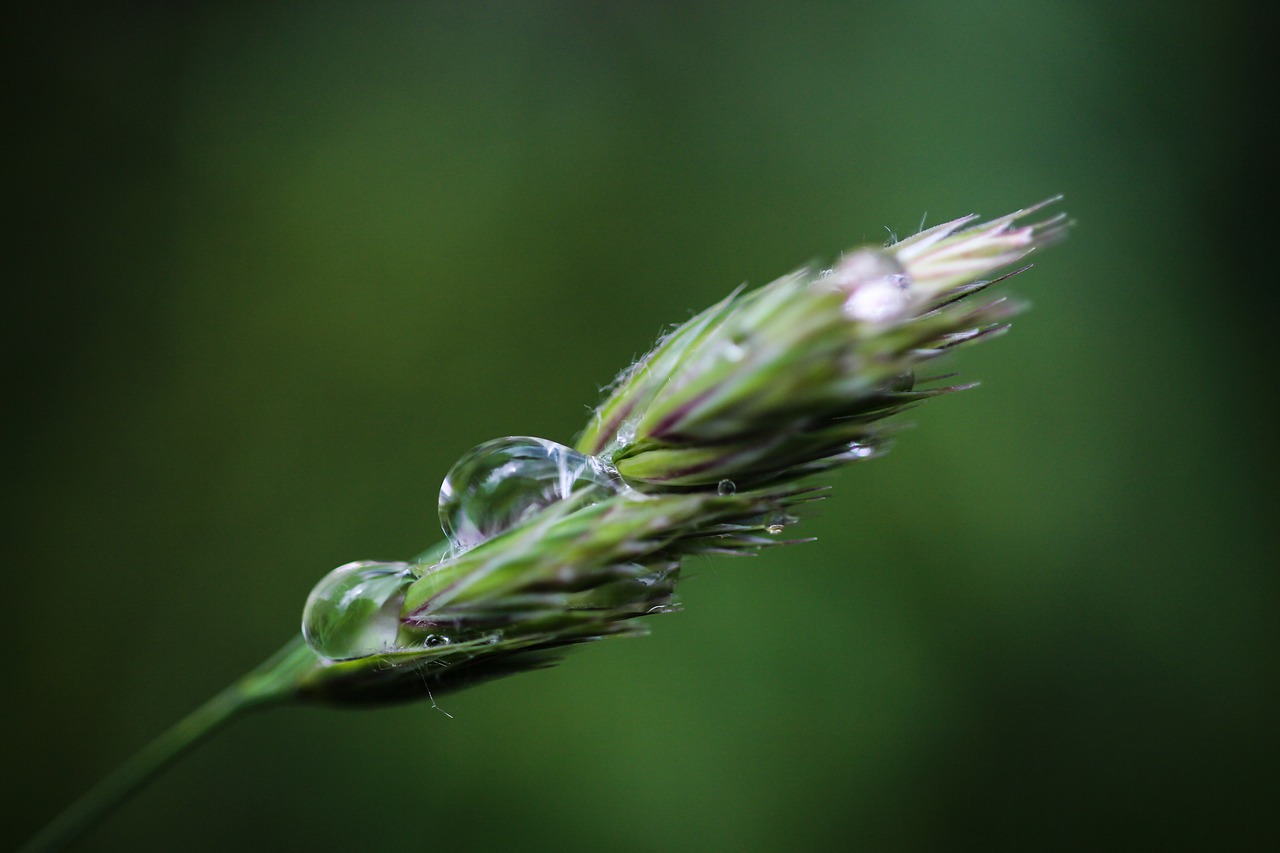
[717,479,737,495]
[302,561,413,661]
[440,436,624,553]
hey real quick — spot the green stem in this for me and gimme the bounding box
[20,636,318,853]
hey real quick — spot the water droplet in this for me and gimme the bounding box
[831,249,914,323]
[440,436,624,552]
[766,524,785,535]
[302,561,413,661]
[424,634,451,648]
[887,371,915,392]
[849,441,876,459]
[844,278,911,323]
[601,417,641,463]
[717,479,737,495]
[614,418,638,447]
[831,248,903,286]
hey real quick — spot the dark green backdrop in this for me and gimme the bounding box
[6,2,1276,850]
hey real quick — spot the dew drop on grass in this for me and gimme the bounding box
[616,418,638,446]
[765,511,788,535]
[848,441,876,459]
[843,276,911,323]
[832,249,914,323]
[439,436,624,552]
[302,561,414,661]
[717,479,737,495]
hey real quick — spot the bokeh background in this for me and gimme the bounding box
[6,2,1276,850]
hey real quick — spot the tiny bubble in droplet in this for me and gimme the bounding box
[717,479,737,495]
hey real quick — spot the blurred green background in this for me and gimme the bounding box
[6,2,1276,850]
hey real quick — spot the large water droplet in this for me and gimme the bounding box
[440,436,623,552]
[717,479,737,495]
[302,561,413,661]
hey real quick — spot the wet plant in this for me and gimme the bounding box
[22,199,1068,852]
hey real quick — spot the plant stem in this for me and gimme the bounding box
[20,636,317,853]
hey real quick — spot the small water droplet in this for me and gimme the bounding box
[302,561,413,661]
[717,478,737,495]
[831,248,903,285]
[887,371,915,392]
[830,249,914,323]
[602,417,642,464]
[844,279,912,323]
[440,436,624,552]
[766,524,785,535]
[849,441,876,459]
[614,418,638,446]
[424,634,451,648]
